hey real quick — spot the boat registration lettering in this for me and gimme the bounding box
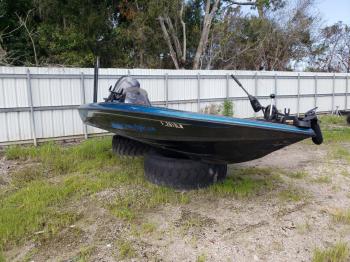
[160,121,184,129]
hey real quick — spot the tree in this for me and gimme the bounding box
[202,0,316,70]
[158,0,286,69]
[309,22,350,72]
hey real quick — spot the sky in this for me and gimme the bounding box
[317,0,350,25]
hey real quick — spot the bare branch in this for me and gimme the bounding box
[179,2,186,64]
[158,16,180,69]
[16,10,38,66]
[165,16,183,61]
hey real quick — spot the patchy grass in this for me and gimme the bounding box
[332,146,350,163]
[312,242,349,262]
[311,176,332,184]
[287,171,308,179]
[296,221,312,234]
[110,185,189,221]
[196,253,207,262]
[116,239,136,259]
[0,138,151,252]
[73,245,96,262]
[322,128,350,144]
[0,250,4,262]
[203,167,280,198]
[141,222,157,235]
[5,138,116,174]
[278,187,308,202]
[320,115,347,126]
[332,209,350,224]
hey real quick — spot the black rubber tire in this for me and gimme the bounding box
[112,135,150,157]
[347,115,350,125]
[144,153,227,190]
[311,121,323,145]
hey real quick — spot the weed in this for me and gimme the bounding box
[311,176,332,184]
[116,239,136,259]
[312,242,349,262]
[287,171,308,179]
[332,209,350,224]
[296,221,312,234]
[75,245,95,262]
[222,100,234,117]
[278,187,307,202]
[196,253,206,262]
[141,223,156,234]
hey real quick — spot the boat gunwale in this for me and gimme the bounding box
[79,102,315,136]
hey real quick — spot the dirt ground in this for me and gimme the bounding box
[2,139,350,262]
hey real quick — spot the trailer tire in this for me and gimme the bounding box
[144,153,227,189]
[311,121,323,145]
[112,135,150,157]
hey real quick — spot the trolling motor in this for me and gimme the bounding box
[231,75,323,144]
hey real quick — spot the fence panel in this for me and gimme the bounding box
[0,66,349,145]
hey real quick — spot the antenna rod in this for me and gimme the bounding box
[230,75,250,96]
[230,74,263,113]
[93,56,100,103]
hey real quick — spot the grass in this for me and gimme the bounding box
[311,176,332,184]
[320,115,347,126]
[116,239,136,259]
[312,242,349,262]
[110,185,189,221]
[296,221,312,234]
[0,138,146,250]
[287,171,308,179]
[203,167,280,198]
[332,146,350,163]
[332,209,350,224]
[278,187,307,202]
[196,254,206,262]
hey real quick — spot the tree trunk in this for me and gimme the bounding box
[192,0,220,69]
[158,16,180,69]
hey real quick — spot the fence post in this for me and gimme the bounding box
[26,69,37,146]
[297,73,300,116]
[197,73,201,112]
[80,72,88,139]
[274,74,277,108]
[254,72,258,117]
[165,73,169,108]
[226,73,229,99]
[314,74,318,108]
[332,73,335,113]
[346,74,349,110]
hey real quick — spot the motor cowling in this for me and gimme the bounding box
[105,76,151,106]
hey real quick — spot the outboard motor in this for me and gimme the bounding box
[105,76,151,106]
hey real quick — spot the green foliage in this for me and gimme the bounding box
[222,100,234,117]
[116,240,136,259]
[312,242,349,262]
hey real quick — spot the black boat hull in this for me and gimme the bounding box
[79,103,315,164]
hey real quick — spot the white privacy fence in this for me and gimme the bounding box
[0,66,349,145]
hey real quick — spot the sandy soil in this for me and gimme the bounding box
[3,142,350,262]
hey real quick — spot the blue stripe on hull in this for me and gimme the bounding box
[80,102,315,136]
